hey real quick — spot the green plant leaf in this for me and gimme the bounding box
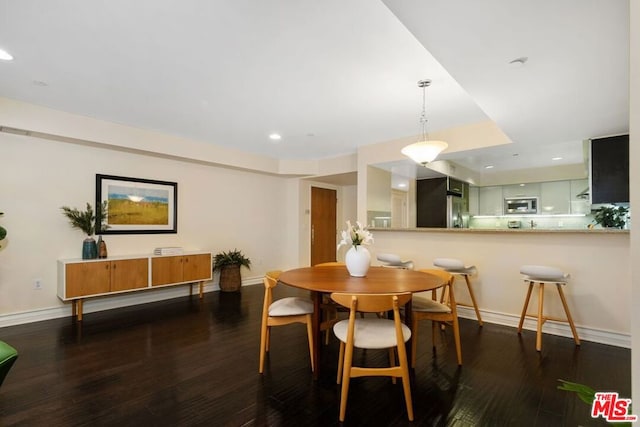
[557,379,596,405]
[212,249,251,271]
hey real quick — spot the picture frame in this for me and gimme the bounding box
[96,174,178,234]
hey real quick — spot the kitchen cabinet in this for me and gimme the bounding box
[591,135,629,203]
[58,252,212,321]
[503,183,540,198]
[478,186,503,216]
[540,181,571,214]
[468,186,479,215]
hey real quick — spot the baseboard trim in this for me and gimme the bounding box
[1,282,630,349]
[457,306,631,349]
[0,277,263,328]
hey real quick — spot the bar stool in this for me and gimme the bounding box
[517,265,580,352]
[377,253,414,270]
[433,258,483,326]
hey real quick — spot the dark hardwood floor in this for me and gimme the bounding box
[0,284,630,426]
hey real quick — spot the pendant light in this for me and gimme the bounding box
[401,79,448,165]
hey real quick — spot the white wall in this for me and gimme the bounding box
[0,131,292,322]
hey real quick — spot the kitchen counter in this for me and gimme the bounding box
[370,227,629,234]
[364,226,630,348]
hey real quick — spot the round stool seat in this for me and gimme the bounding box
[520,265,569,282]
[377,253,414,269]
[433,257,482,325]
[433,258,476,275]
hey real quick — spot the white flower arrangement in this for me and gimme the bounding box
[337,220,374,250]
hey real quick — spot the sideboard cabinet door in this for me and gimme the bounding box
[65,261,110,298]
[110,258,149,292]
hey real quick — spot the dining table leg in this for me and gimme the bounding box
[311,290,322,380]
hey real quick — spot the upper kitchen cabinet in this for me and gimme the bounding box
[502,183,540,198]
[478,186,503,216]
[591,135,629,204]
[540,181,571,214]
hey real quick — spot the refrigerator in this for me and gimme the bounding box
[416,177,469,228]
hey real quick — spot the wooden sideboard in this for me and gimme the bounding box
[57,252,212,320]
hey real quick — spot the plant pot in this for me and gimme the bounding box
[219,264,242,292]
[82,237,98,260]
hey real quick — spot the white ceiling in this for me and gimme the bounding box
[0,0,630,175]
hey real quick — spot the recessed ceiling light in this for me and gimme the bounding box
[398,182,407,188]
[268,133,282,141]
[484,165,494,169]
[552,156,563,161]
[0,48,14,61]
[519,183,526,187]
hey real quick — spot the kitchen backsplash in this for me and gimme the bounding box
[469,213,599,230]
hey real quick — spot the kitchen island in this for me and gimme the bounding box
[365,227,630,348]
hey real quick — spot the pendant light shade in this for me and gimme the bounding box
[402,79,448,165]
[401,140,448,165]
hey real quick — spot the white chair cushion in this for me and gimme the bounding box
[269,297,314,316]
[412,295,451,313]
[433,258,475,274]
[520,265,569,282]
[333,318,411,349]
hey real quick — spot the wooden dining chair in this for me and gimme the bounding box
[331,292,414,422]
[411,269,462,367]
[259,270,315,374]
[314,262,349,344]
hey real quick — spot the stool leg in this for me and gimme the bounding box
[463,274,483,326]
[518,282,534,333]
[536,283,545,352]
[556,284,581,346]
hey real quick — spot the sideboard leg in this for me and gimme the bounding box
[77,299,83,321]
[199,281,204,298]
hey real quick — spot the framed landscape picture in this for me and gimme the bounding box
[96,174,177,234]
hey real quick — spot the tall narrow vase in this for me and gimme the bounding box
[82,237,98,260]
[345,246,371,277]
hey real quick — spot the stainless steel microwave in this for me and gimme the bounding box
[504,197,538,214]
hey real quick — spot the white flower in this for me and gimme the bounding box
[337,220,374,250]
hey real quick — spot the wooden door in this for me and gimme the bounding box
[111,258,149,292]
[182,254,212,282]
[66,261,110,297]
[310,187,337,266]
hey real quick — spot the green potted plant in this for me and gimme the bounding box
[213,249,251,292]
[592,205,629,229]
[61,202,108,259]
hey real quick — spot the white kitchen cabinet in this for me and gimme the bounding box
[468,186,479,215]
[478,186,503,215]
[570,179,590,214]
[540,181,571,214]
[502,183,540,198]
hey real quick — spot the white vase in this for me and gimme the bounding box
[345,246,371,277]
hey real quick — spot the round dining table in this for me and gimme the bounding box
[278,265,446,379]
